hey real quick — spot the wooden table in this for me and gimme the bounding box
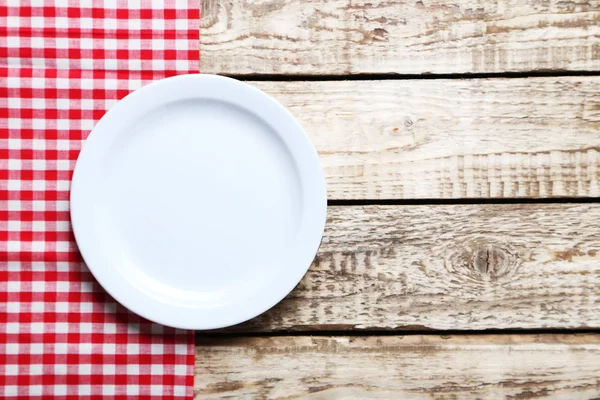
[196,1,600,398]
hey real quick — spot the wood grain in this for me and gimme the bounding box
[200,0,600,75]
[195,334,600,399]
[223,204,600,332]
[251,77,600,199]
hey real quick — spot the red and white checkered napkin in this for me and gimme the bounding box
[0,1,199,398]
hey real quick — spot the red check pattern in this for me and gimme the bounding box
[0,1,199,398]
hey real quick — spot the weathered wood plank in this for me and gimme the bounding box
[224,204,600,331]
[201,0,600,75]
[195,334,600,399]
[251,77,600,199]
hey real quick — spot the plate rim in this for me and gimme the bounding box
[70,73,327,329]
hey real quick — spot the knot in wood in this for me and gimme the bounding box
[466,244,517,283]
[472,246,508,277]
[445,241,521,285]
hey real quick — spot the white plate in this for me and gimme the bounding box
[70,74,326,330]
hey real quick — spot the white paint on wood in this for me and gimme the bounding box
[201,0,600,75]
[224,204,600,331]
[250,78,600,199]
[195,334,600,399]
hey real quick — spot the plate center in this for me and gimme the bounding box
[97,99,303,303]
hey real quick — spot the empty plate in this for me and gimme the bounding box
[70,74,327,329]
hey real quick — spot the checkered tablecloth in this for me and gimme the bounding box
[0,1,199,397]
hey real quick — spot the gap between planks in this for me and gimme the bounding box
[197,328,600,339]
[328,197,600,206]
[221,70,600,81]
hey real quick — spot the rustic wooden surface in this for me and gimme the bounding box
[218,204,600,332]
[201,0,600,75]
[195,334,600,399]
[253,78,600,199]
[198,0,600,397]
